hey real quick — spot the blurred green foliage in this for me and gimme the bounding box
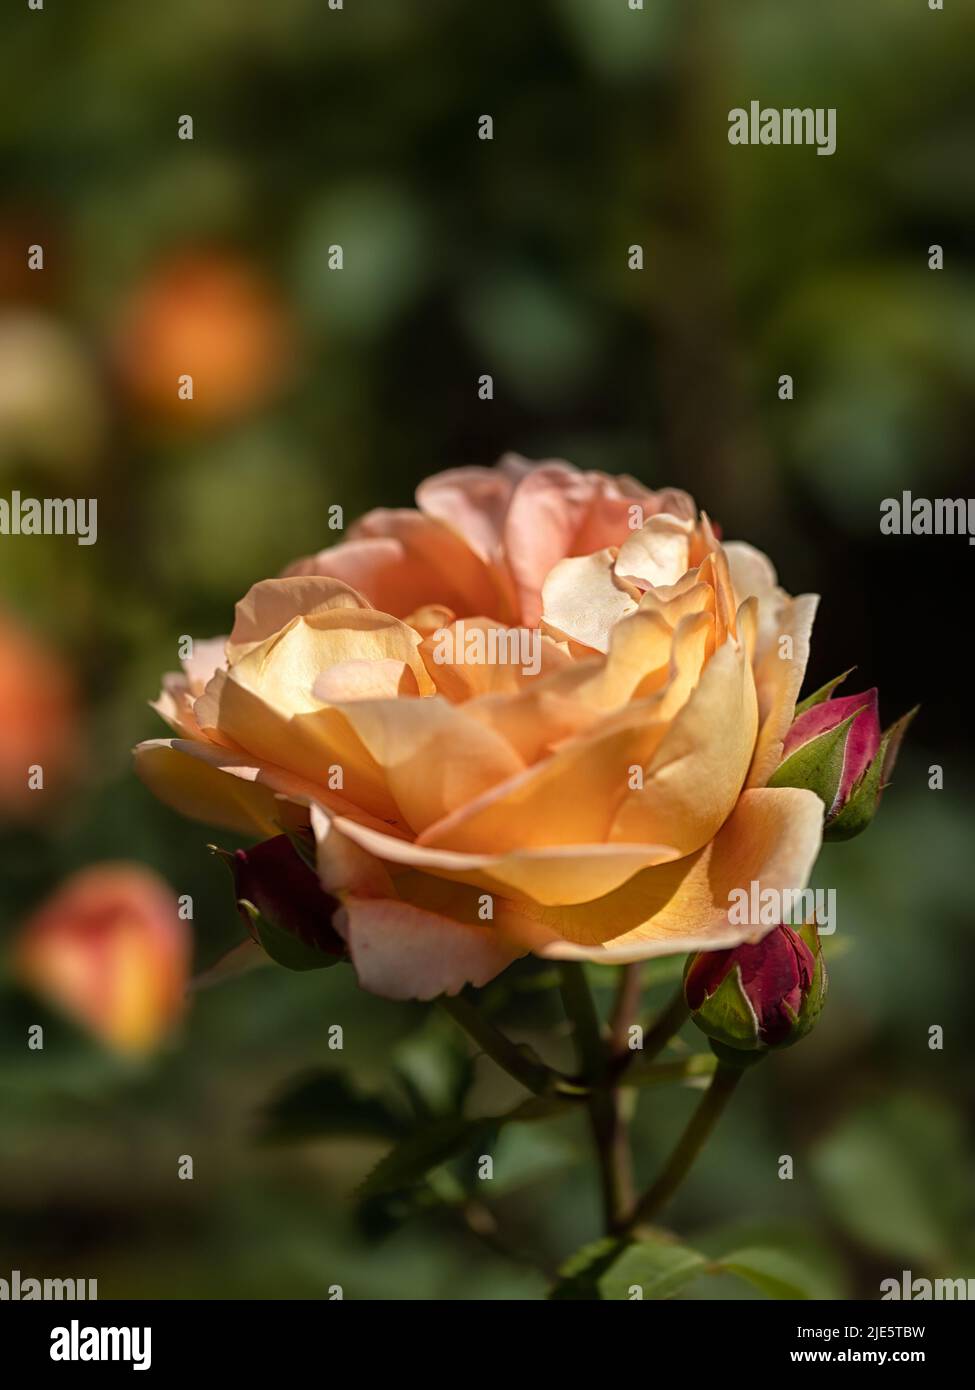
[1,0,973,1298]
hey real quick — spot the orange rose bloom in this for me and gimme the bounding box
[136,456,823,999]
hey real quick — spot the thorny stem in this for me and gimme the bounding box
[443,972,741,1244]
[625,1058,744,1229]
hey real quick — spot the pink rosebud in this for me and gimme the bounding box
[771,671,916,841]
[13,864,190,1053]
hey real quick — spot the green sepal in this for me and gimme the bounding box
[824,706,917,842]
[238,898,341,972]
[686,959,762,1052]
[710,1039,768,1068]
[794,668,855,716]
[787,921,828,1044]
[768,711,858,811]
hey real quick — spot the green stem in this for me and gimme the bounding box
[625,1058,743,1229]
[610,983,689,1082]
[609,963,644,1055]
[438,994,555,1097]
[559,962,634,1233]
[641,985,690,1062]
[557,962,605,1075]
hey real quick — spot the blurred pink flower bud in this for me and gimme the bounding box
[13,864,190,1053]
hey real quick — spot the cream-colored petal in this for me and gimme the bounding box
[614,513,694,589]
[746,592,819,788]
[541,549,641,653]
[227,608,435,708]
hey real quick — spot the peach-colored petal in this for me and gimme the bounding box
[324,812,681,906]
[354,507,515,619]
[151,636,228,739]
[310,803,394,897]
[746,593,819,788]
[193,666,402,825]
[635,578,714,631]
[314,658,420,701]
[463,676,605,764]
[574,608,694,710]
[227,576,371,662]
[405,603,456,638]
[609,605,758,855]
[328,695,525,835]
[135,737,402,837]
[508,785,824,954]
[415,465,519,567]
[135,737,286,836]
[419,619,572,702]
[336,896,523,1000]
[283,536,435,615]
[503,463,653,625]
[416,711,663,856]
[181,635,228,691]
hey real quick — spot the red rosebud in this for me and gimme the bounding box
[684,922,827,1054]
[218,834,344,970]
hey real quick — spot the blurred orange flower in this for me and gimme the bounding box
[114,251,293,427]
[13,864,190,1053]
[0,605,78,820]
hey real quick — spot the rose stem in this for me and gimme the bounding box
[608,982,690,1086]
[438,993,555,1097]
[624,1059,743,1230]
[558,962,635,1234]
[609,963,644,1055]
